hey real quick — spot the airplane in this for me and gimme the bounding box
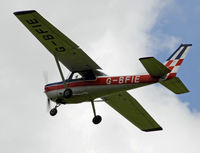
[14,10,192,132]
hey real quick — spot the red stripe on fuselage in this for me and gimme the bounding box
[45,84,65,92]
[44,75,158,92]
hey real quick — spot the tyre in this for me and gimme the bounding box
[92,115,102,124]
[63,89,72,98]
[50,108,57,116]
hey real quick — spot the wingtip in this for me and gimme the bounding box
[142,127,163,132]
[13,10,36,15]
[139,57,154,60]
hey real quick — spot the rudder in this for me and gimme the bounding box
[164,44,192,79]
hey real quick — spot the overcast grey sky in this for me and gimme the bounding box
[1,0,200,153]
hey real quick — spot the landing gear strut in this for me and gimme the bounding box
[50,103,61,116]
[91,100,102,124]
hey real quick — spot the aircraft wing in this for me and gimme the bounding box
[102,91,162,132]
[14,10,101,72]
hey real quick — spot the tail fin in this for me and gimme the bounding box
[164,44,192,79]
[160,44,192,94]
[139,44,191,94]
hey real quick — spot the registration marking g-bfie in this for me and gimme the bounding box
[106,76,140,85]
[26,18,66,52]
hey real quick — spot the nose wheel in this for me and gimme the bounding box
[49,103,61,116]
[91,100,102,124]
[50,108,57,116]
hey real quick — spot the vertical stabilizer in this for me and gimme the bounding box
[164,44,192,79]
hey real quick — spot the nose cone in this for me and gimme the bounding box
[44,83,54,94]
[44,84,51,93]
[44,84,48,92]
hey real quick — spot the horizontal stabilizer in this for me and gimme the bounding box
[139,57,171,77]
[160,77,189,94]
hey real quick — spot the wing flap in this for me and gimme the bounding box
[139,57,171,77]
[14,10,101,72]
[160,77,189,94]
[103,91,162,132]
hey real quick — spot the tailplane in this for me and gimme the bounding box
[160,77,189,94]
[139,57,171,78]
[161,44,192,94]
[139,43,192,94]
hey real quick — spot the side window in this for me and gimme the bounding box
[72,72,82,80]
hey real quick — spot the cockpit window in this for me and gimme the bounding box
[69,70,106,81]
[71,72,83,80]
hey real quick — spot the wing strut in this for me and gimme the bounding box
[54,56,67,88]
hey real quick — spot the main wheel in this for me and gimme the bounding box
[50,108,57,116]
[92,115,102,124]
[63,89,72,98]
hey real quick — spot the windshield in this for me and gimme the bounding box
[71,72,83,80]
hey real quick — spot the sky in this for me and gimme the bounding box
[1,0,200,153]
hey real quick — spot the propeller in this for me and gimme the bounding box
[43,71,51,112]
[47,98,51,112]
[43,71,48,84]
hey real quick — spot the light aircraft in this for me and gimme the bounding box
[14,10,192,132]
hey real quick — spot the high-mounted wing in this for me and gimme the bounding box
[14,10,101,72]
[103,91,162,132]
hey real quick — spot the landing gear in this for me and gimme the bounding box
[91,100,102,124]
[50,103,61,116]
[63,89,72,98]
[92,115,102,124]
[50,108,57,116]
